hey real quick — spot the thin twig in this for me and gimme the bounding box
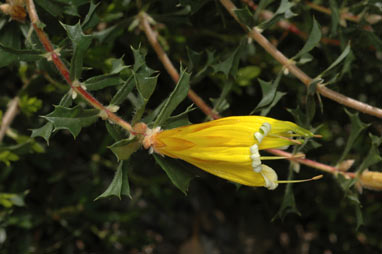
[25,0,135,134]
[266,149,356,178]
[220,0,382,119]
[138,12,220,120]
[0,97,20,143]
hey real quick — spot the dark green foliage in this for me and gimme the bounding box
[0,0,381,253]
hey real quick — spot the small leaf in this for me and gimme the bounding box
[134,72,158,100]
[252,73,285,115]
[95,161,131,200]
[356,134,382,172]
[61,22,93,80]
[318,43,351,78]
[212,40,245,78]
[273,169,300,221]
[329,0,340,36]
[131,46,155,75]
[105,121,127,142]
[234,7,256,27]
[236,66,261,86]
[338,109,370,162]
[110,76,135,106]
[42,105,99,138]
[82,1,100,30]
[294,18,321,59]
[153,154,195,194]
[154,69,190,127]
[108,138,141,161]
[83,73,124,91]
[0,43,43,67]
[30,122,54,144]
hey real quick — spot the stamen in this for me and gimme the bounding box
[276,175,323,184]
[251,122,272,173]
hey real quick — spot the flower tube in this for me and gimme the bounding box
[143,116,314,190]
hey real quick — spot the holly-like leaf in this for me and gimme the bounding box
[357,134,382,172]
[42,105,99,138]
[234,7,256,27]
[83,73,124,91]
[95,161,131,200]
[153,154,195,195]
[294,18,321,59]
[338,109,370,163]
[131,46,155,75]
[110,76,135,106]
[154,69,190,127]
[108,138,141,161]
[273,170,300,221]
[0,43,44,68]
[318,43,351,78]
[82,1,100,30]
[61,22,93,80]
[252,73,286,116]
[30,122,54,145]
[212,41,245,78]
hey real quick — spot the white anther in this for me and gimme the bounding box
[250,144,259,154]
[254,132,264,143]
[261,165,278,190]
[260,122,271,135]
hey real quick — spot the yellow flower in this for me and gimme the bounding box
[143,116,314,190]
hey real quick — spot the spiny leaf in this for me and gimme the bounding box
[212,40,246,78]
[95,161,131,200]
[153,154,195,195]
[42,105,99,138]
[131,46,155,75]
[30,122,54,145]
[83,73,124,91]
[273,169,301,221]
[110,76,135,106]
[61,21,93,80]
[234,7,256,27]
[134,72,158,100]
[154,69,190,127]
[356,134,382,172]
[294,18,321,59]
[338,109,370,163]
[0,43,43,68]
[82,1,100,30]
[318,43,351,78]
[108,138,141,161]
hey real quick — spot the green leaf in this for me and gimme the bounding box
[42,105,99,138]
[153,154,195,194]
[35,0,65,17]
[257,0,296,30]
[357,134,382,172]
[329,0,340,36]
[105,121,127,142]
[318,43,351,78]
[0,151,20,166]
[252,73,285,115]
[131,46,155,75]
[154,69,190,127]
[108,138,141,161]
[82,1,100,30]
[236,66,261,86]
[95,161,131,200]
[338,109,370,163]
[110,76,135,106]
[273,169,300,221]
[30,122,54,145]
[212,41,245,78]
[61,22,93,80]
[294,18,321,59]
[83,73,124,91]
[0,43,44,68]
[134,73,158,100]
[234,7,256,27]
